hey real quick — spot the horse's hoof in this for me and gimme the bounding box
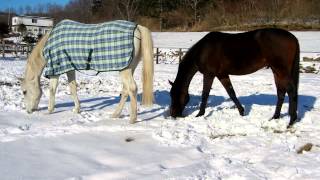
[196,111,205,117]
[196,114,203,117]
[73,108,80,113]
[287,124,294,129]
[238,107,245,116]
[272,114,280,119]
[48,108,54,114]
[288,119,297,128]
[111,113,120,118]
[130,119,136,124]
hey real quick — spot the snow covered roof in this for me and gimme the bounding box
[13,15,53,20]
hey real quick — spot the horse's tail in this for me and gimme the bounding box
[292,38,300,91]
[137,25,154,106]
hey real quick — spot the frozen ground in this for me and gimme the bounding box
[0,32,320,180]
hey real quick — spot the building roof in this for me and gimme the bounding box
[13,15,53,20]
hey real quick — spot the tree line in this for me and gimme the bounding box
[1,0,320,31]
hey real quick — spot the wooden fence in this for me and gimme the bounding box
[153,48,320,64]
[1,42,34,57]
[154,47,188,64]
[1,43,185,63]
[2,42,319,63]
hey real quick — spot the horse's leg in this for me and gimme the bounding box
[287,81,298,126]
[111,86,128,118]
[218,75,244,116]
[272,70,298,126]
[66,71,80,113]
[116,69,137,123]
[196,74,214,117]
[112,29,141,122]
[272,73,287,119]
[48,75,59,113]
[127,70,138,124]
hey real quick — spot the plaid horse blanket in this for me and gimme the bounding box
[43,20,137,77]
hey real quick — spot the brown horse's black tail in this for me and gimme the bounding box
[292,39,300,90]
[288,38,300,125]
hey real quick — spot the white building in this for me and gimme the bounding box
[11,16,53,37]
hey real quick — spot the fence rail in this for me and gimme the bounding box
[153,47,320,64]
[2,42,319,62]
[154,47,187,64]
[1,42,34,57]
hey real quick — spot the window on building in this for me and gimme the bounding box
[32,19,37,23]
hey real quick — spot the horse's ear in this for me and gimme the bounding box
[168,80,173,86]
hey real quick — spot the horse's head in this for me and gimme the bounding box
[20,77,42,113]
[19,33,49,113]
[169,80,190,118]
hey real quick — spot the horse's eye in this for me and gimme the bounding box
[23,90,27,95]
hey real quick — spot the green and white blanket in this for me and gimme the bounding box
[43,20,137,77]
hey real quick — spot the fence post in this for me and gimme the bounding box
[27,44,31,56]
[179,48,182,63]
[1,41,4,58]
[15,43,18,57]
[156,48,159,64]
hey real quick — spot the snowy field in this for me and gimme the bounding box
[0,32,320,180]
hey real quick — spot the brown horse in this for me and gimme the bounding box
[169,28,300,127]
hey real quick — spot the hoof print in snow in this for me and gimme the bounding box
[18,124,31,131]
[125,137,135,142]
[297,143,313,154]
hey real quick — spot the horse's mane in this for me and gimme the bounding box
[179,33,210,67]
[24,33,50,80]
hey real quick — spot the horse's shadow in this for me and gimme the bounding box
[39,90,316,121]
[38,96,120,113]
[39,90,170,115]
[0,57,26,61]
[39,90,171,118]
[184,93,316,120]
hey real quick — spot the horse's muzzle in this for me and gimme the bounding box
[26,109,35,114]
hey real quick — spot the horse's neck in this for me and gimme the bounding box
[175,59,198,92]
[24,34,49,81]
[25,56,45,81]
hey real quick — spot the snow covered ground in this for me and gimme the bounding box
[0,32,320,180]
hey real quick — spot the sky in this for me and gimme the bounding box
[0,0,70,11]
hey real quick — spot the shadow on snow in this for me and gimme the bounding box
[38,90,316,122]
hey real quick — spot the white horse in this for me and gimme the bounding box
[20,25,154,123]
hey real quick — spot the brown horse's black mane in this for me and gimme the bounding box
[170,28,300,127]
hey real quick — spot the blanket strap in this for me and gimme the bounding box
[63,49,99,76]
[86,49,93,70]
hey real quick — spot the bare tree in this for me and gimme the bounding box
[91,0,116,22]
[17,24,27,36]
[116,0,140,21]
[63,0,92,23]
[0,22,9,57]
[185,0,202,25]
[92,0,102,15]
[35,4,46,15]
[24,5,32,15]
